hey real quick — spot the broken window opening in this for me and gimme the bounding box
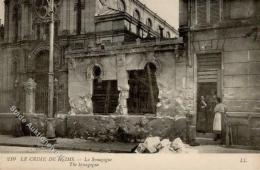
[92,66,119,115]
[127,63,159,115]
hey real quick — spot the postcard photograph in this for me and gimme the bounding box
[0,0,259,169]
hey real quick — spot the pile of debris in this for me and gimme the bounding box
[135,137,198,153]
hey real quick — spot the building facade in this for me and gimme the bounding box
[180,0,260,146]
[0,0,196,143]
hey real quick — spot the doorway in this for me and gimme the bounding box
[196,53,222,133]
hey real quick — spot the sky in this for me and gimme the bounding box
[0,0,179,28]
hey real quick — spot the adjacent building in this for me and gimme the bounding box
[180,0,260,146]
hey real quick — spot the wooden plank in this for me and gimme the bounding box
[198,79,217,83]
[198,71,219,76]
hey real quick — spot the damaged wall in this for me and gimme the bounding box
[65,40,192,141]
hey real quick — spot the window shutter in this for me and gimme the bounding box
[196,0,207,25]
[210,0,220,24]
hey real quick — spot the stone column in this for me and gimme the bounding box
[23,78,37,114]
[117,89,129,115]
[116,54,129,115]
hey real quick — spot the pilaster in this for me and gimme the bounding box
[23,78,37,114]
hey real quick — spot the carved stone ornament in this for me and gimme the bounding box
[23,78,37,95]
[33,0,61,21]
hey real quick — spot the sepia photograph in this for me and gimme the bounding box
[0,0,260,169]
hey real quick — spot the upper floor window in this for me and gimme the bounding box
[146,18,153,28]
[158,25,164,38]
[166,31,171,38]
[75,0,85,35]
[13,4,21,41]
[133,9,141,21]
[118,0,126,12]
[229,0,255,19]
[196,0,221,25]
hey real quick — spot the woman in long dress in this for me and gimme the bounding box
[213,97,227,142]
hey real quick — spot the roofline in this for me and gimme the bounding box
[132,0,178,34]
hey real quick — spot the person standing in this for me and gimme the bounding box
[199,96,207,133]
[213,97,227,143]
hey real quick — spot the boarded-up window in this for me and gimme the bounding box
[197,53,221,83]
[127,63,159,115]
[92,80,119,115]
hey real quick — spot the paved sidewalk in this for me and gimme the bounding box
[0,135,260,153]
[0,135,137,153]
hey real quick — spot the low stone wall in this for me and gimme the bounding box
[66,115,187,143]
[0,113,46,136]
[23,114,46,136]
[0,113,17,135]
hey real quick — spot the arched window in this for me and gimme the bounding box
[133,9,141,21]
[158,25,164,38]
[146,18,152,28]
[118,0,126,12]
[166,31,171,38]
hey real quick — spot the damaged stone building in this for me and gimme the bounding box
[0,0,195,143]
[180,0,260,147]
[1,0,259,148]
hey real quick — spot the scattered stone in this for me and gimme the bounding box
[170,137,185,152]
[158,146,175,153]
[161,139,171,148]
[143,137,162,153]
[135,137,198,154]
[135,143,147,153]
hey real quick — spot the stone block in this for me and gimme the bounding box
[55,114,68,137]
[249,50,260,62]
[250,136,260,147]
[23,114,46,136]
[249,75,260,87]
[66,115,187,142]
[224,38,260,51]
[248,87,260,100]
[0,113,17,135]
[249,62,260,74]
[143,137,161,153]
[223,75,248,88]
[224,87,248,100]
[224,63,248,75]
[250,118,260,128]
[160,139,171,147]
[170,138,185,152]
[224,100,258,112]
[135,143,147,153]
[224,51,248,64]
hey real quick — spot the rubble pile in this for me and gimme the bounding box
[135,137,198,154]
